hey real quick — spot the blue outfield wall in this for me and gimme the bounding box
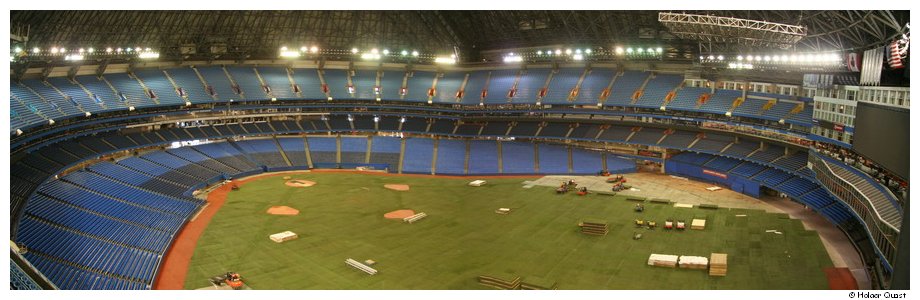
[665,160,761,198]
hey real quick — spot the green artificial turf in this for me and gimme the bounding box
[183,173,833,290]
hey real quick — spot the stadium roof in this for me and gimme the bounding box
[10,10,909,62]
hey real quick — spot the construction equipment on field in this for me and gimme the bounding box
[210,272,244,290]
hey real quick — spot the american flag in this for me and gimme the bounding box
[889,40,904,69]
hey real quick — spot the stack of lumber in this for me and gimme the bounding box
[691,219,706,230]
[478,273,521,290]
[709,253,728,276]
[678,256,709,270]
[345,258,378,275]
[647,254,679,268]
[521,276,557,290]
[269,231,298,243]
[579,218,609,236]
[403,212,428,223]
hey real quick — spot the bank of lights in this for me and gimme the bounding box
[702,52,843,65]
[434,54,456,64]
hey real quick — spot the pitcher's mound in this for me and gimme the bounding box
[267,206,300,215]
[384,209,416,219]
[285,180,316,187]
[384,184,410,191]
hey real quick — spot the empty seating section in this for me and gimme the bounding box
[606,71,647,106]
[169,144,241,175]
[402,138,434,173]
[323,69,351,99]
[511,69,550,104]
[289,68,326,100]
[733,97,767,117]
[729,162,766,178]
[24,253,145,290]
[508,122,539,137]
[628,128,663,145]
[481,121,509,136]
[597,125,631,142]
[377,116,400,131]
[103,74,152,107]
[227,67,266,100]
[195,67,237,101]
[698,89,740,114]
[571,149,602,174]
[164,68,212,103]
[483,69,517,104]
[823,160,901,227]
[327,115,351,131]
[352,115,376,131]
[501,142,535,174]
[772,152,807,172]
[538,144,569,174]
[468,140,499,174]
[433,71,464,103]
[567,124,595,139]
[278,137,308,167]
[307,137,337,165]
[352,70,378,100]
[340,137,368,164]
[634,74,682,108]
[606,155,636,174]
[21,79,81,117]
[406,71,436,102]
[667,87,708,111]
[658,130,697,149]
[762,100,796,121]
[575,68,616,105]
[191,143,259,172]
[89,162,189,197]
[400,117,428,133]
[542,68,581,105]
[63,171,200,215]
[538,122,569,137]
[776,177,817,197]
[435,139,466,174]
[703,156,741,172]
[460,71,489,105]
[368,136,401,171]
[454,123,481,136]
[670,152,714,166]
[45,77,100,112]
[140,151,219,180]
[257,67,294,99]
[691,133,733,153]
[133,69,184,105]
[234,139,288,168]
[379,71,405,101]
[748,145,785,163]
[428,118,455,134]
[722,140,759,157]
[753,168,792,186]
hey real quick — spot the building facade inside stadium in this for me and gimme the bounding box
[9,10,909,291]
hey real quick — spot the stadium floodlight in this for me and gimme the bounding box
[699,56,704,60]
[382,49,389,55]
[736,55,743,61]
[615,47,624,55]
[647,48,654,53]
[279,50,301,58]
[116,48,123,53]
[351,48,359,54]
[575,49,582,54]
[754,56,762,61]
[280,46,288,51]
[310,46,319,53]
[65,54,83,61]
[126,47,133,52]
[573,54,584,61]
[626,48,633,54]
[106,47,113,53]
[434,56,455,64]
[781,55,789,62]
[32,47,40,54]
[565,49,572,55]
[412,50,419,57]
[585,49,592,54]
[537,50,543,55]
[60,48,66,53]
[746,55,753,61]
[806,54,815,62]
[373,116,379,122]
[87,48,94,53]
[399,117,406,123]
[717,55,724,61]
[347,115,354,122]
[764,56,771,62]
[50,47,59,54]
[371,48,379,54]
[503,55,523,63]
[360,52,381,60]
[145,48,151,52]
[138,52,160,59]
[300,46,308,52]
[656,47,663,53]
[637,48,644,53]
[78,48,85,53]
[555,49,562,55]
[401,50,408,56]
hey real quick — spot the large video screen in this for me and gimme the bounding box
[852,102,909,180]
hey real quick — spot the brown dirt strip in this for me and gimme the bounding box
[823,267,858,290]
[384,209,416,219]
[267,206,300,215]
[309,169,541,179]
[153,172,302,290]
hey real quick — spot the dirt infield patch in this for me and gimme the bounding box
[384,209,416,219]
[823,267,858,290]
[384,184,410,191]
[285,180,316,187]
[267,206,300,215]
